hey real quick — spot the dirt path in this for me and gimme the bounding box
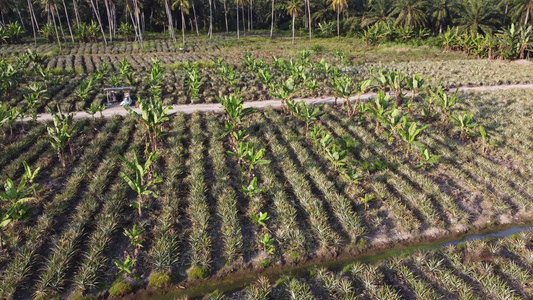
[26,83,533,122]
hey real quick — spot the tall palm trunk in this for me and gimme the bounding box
[72,0,80,25]
[250,0,253,32]
[306,0,311,39]
[27,0,38,44]
[526,4,530,25]
[336,9,340,38]
[192,2,198,35]
[241,4,246,37]
[54,5,67,42]
[61,0,75,42]
[103,0,114,42]
[89,0,108,46]
[164,0,176,42]
[181,8,185,48]
[208,0,213,38]
[223,0,228,32]
[132,0,143,48]
[236,1,239,38]
[292,13,295,46]
[51,8,62,50]
[270,0,274,37]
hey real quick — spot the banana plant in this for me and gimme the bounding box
[251,211,270,229]
[124,224,145,249]
[359,193,375,211]
[216,94,256,138]
[96,62,108,82]
[23,161,41,199]
[243,146,271,180]
[4,105,24,136]
[430,86,459,123]
[269,76,296,113]
[125,96,175,152]
[417,148,441,169]
[257,68,272,85]
[406,74,424,107]
[325,144,347,172]
[113,255,136,275]
[397,117,429,155]
[75,76,94,103]
[339,166,363,185]
[332,76,353,108]
[387,71,406,106]
[184,68,202,100]
[119,150,162,217]
[0,177,35,220]
[258,233,275,254]
[84,103,105,120]
[243,177,264,197]
[368,91,393,132]
[118,57,136,86]
[46,106,77,168]
[452,111,477,139]
[286,100,324,138]
[387,107,403,135]
[217,63,239,87]
[227,141,249,165]
[479,125,497,154]
[231,130,249,145]
[319,133,334,154]
[353,79,373,116]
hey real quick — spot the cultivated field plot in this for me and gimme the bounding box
[2,36,533,114]
[0,86,532,299]
[221,232,533,300]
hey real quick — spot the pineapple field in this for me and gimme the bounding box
[1,36,533,299]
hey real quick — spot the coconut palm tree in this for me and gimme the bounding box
[431,0,457,33]
[361,0,393,27]
[391,0,427,28]
[455,0,500,35]
[172,0,189,48]
[510,0,533,25]
[163,0,176,42]
[328,0,347,37]
[285,0,300,46]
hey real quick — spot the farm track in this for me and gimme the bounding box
[25,83,533,122]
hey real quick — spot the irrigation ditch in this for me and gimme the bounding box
[123,222,533,299]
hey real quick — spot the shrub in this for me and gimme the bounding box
[108,277,132,297]
[189,266,212,279]
[259,258,272,268]
[148,272,172,288]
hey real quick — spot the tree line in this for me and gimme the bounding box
[0,0,531,47]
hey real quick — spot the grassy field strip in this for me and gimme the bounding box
[0,118,123,298]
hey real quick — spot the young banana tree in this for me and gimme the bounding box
[397,117,429,156]
[125,97,175,152]
[84,103,105,120]
[451,111,477,139]
[368,91,393,132]
[45,106,78,168]
[325,144,347,172]
[286,100,324,138]
[430,86,459,123]
[269,76,296,113]
[0,175,36,249]
[332,76,353,110]
[119,150,162,217]
[406,74,425,107]
[216,94,256,138]
[23,161,41,199]
[417,148,441,169]
[242,176,264,197]
[243,146,270,180]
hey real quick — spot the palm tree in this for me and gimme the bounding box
[328,0,347,37]
[163,0,176,42]
[285,0,300,46]
[270,0,275,37]
[361,0,393,27]
[172,0,189,48]
[391,0,427,28]
[510,0,533,25]
[88,0,108,46]
[431,0,457,33]
[455,0,500,35]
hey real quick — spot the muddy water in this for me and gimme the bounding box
[133,223,533,300]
